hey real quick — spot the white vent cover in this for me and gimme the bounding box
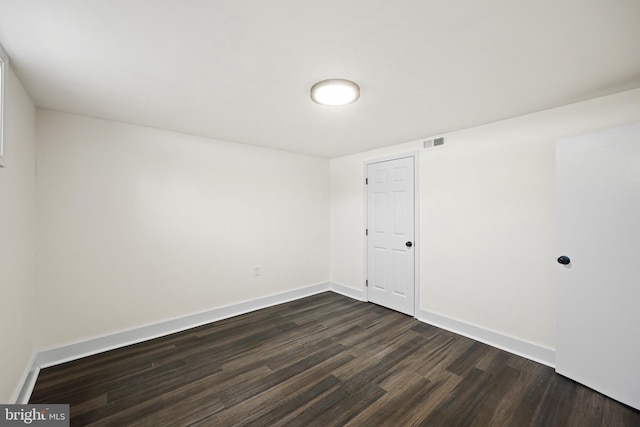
[423,137,444,149]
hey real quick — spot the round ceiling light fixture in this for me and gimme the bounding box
[310,79,360,106]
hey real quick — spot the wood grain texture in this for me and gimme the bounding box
[30,292,639,426]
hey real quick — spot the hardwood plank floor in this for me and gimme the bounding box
[30,292,639,426]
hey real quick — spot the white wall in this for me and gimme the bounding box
[330,88,640,351]
[36,111,330,349]
[0,68,37,402]
[8,79,640,395]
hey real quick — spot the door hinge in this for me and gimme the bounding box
[366,279,368,287]
[365,177,368,185]
[365,228,368,236]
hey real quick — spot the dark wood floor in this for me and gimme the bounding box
[30,292,638,426]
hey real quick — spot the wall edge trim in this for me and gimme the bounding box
[11,352,39,404]
[18,286,557,403]
[329,281,366,301]
[416,308,555,367]
[36,282,330,370]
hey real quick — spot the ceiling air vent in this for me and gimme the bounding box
[423,137,444,149]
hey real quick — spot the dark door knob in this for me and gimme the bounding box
[557,256,570,265]
[406,241,413,248]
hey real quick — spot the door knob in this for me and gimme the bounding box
[557,256,571,265]
[406,241,413,248]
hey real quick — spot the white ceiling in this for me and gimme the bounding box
[1,0,639,158]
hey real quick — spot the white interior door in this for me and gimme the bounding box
[366,156,415,316]
[556,122,640,410]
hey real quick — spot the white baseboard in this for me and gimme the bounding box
[11,352,39,404]
[416,309,555,367]
[37,282,330,369]
[329,281,366,301]
[17,284,555,404]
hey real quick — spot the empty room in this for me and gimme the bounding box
[1,1,639,425]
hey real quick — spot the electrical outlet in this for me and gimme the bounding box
[253,266,261,276]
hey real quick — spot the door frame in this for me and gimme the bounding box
[363,152,420,316]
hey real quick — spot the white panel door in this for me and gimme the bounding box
[556,122,640,410]
[367,156,415,316]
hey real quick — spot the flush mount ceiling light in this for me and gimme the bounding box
[310,79,360,106]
